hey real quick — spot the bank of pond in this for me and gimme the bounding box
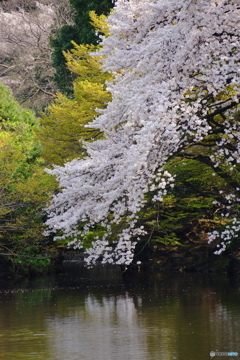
[1,236,240,280]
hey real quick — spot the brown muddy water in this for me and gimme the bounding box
[0,262,239,360]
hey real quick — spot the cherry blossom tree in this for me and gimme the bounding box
[45,0,240,265]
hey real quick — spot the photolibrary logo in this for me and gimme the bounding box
[210,351,238,357]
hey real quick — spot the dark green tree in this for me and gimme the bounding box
[50,0,113,95]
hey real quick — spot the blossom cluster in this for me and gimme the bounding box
[46,0,240,264]
[208,193,240,255]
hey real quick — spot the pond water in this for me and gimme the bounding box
[0,263,240,360]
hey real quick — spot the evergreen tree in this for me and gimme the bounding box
[50,0,113,95]
[38,15,111,166]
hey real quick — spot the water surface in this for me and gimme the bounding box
[0,263,239,360]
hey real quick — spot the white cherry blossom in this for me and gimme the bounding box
[46,0,240,265]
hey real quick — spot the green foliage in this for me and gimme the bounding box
[0,84,38,127]
[115,157,232,262]
[50,0,113,94]
[0,82,57,275]
[167,158,225,201]
[38,39,112,165]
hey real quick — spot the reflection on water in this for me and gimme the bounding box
[0,264,240,360]
[48,293,148,360]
